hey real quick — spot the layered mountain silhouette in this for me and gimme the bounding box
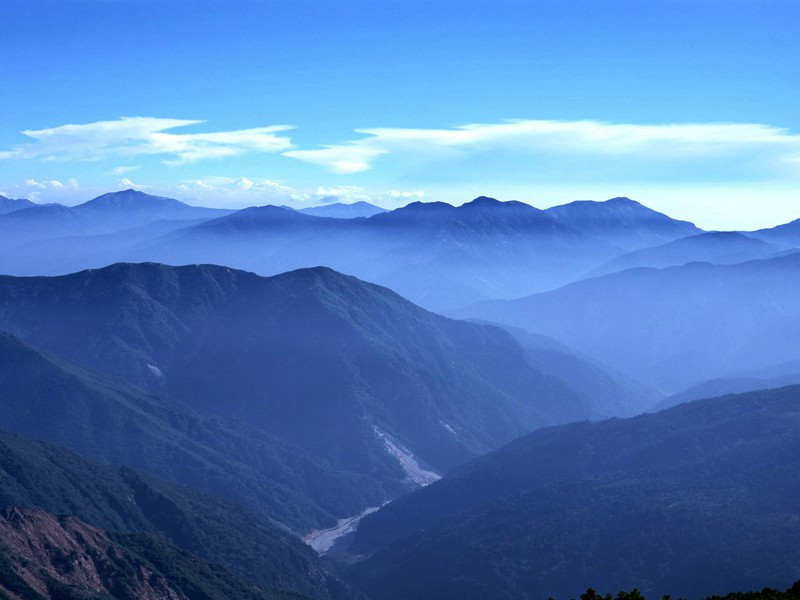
[136,196,627,309]
[0,262,630,489]
[0,193,710,310]
[0,429,357,599]
[544,197,701,251]
[461,252,800,391]
[0,194,35,214]
[299,201,386,218]
[473,322,663,417]
[347,385,800,600]
[654,357,800,410]
[0,189,231,250]
[0,332,385,533]
[586,231,780,278]
[749,219,800,248]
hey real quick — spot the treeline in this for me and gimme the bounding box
[576,583,800,600]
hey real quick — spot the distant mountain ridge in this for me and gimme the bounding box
[299,201,386,218]
[137,196,627,309]
[0,193,724,310]
[460,251,800,391]
[544,196,701,251]
[0,189,232,249]
[0,194,36,214]
[585,231,779,278]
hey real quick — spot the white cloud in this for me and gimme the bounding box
[117,178,149,189]
[284,145,388,174]
[1,117,294,164]
[282,119,800,180]
[24,178,67,189]
[388,189,425,199]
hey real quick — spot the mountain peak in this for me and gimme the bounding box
[78,189,186,210]
[463,196,502,207]
[299,200,386,219]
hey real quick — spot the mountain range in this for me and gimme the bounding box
[346,385,800,600]
[585,231,781,278]
[0,189,231,251]
[0,191,716,310]
[3,188,800,599]
[299,201,387,218]
[0,194,35,215]
[543,196,701,251]
[460,252,800,391]
[0,262,654,502]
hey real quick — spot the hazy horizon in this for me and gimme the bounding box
[2,0,799,231]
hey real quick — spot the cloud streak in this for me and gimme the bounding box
[0,117,294,164]
[282,119,800,179]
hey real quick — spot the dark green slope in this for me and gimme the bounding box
[348,385,800,600]
[0,506,305,600]
[0,262,595,482]
[0,430,356,600]
[0,332,383,533]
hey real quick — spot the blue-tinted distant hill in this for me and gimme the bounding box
[544,196,701,251]
[0,194,712,310]
[299,201,386,218]
[0,194,35,214]
[348,384,800,600]
[585,231,780,278]
[470,320,663,418]
[747,218,800,249]
[654,357,800,410]
[135,197,624,309]
[460,252,800,391]
[0,189,232,248]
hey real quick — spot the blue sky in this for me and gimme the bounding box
[1,0,798,229]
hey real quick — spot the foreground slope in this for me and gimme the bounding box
[0,262,596,485]
[349,385,800,600]
[0,507,304,600]
[0,332,383,532]
[0,430,355,600]
[461,252,800,391]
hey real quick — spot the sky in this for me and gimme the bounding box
[0,0,798,230]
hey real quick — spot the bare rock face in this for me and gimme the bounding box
[0,506,187,600]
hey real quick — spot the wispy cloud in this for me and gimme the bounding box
[24,178,78,190]
[282,119,800,180]
[0,117,294,164]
